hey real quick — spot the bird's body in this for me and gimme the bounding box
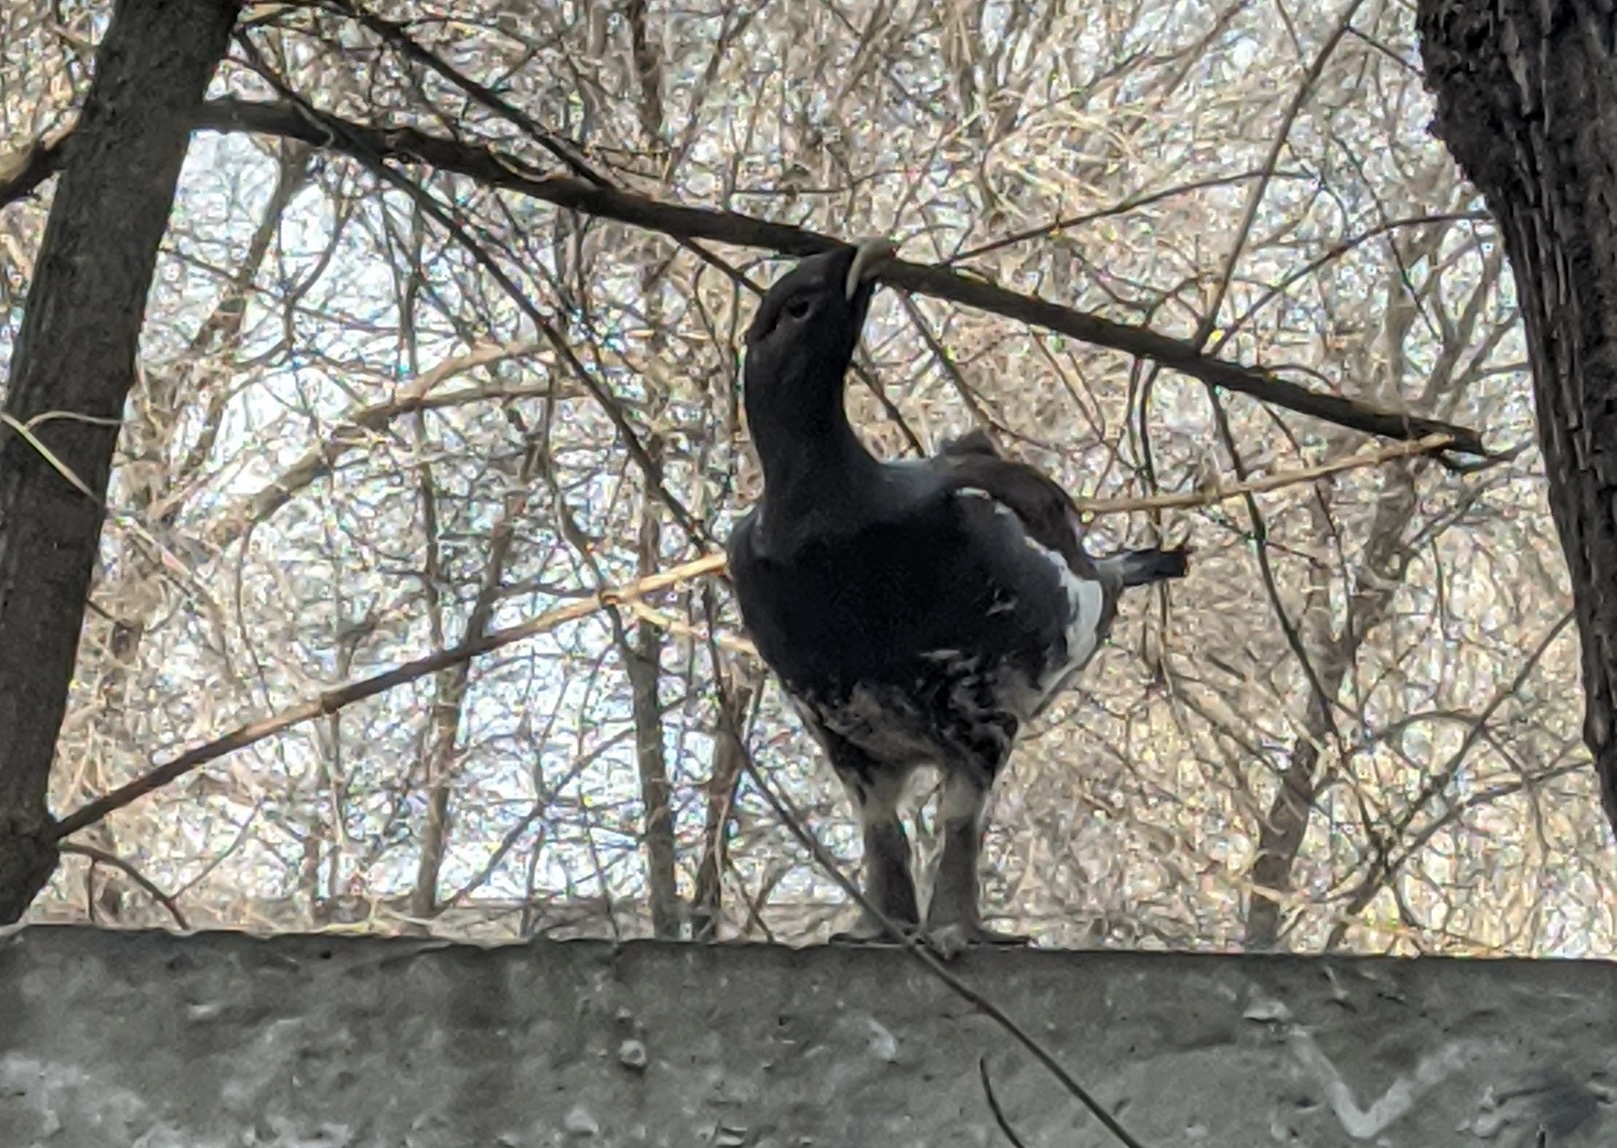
[731,438,1110,785]
[726,239,1188,955]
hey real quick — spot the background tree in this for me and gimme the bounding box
[0,0,1609,953]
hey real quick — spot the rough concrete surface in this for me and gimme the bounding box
[1,927,1613,1147]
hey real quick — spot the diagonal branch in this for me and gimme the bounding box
[0,126,74,208]
[203,343,553,550]
[49,552,729,841]
[4,98,1488,455]
[60,841,190,930]
[48,425,1440,844]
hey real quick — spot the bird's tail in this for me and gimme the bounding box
[1097,547,1190,587]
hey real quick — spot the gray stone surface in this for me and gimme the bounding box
[1,926,1613,1147]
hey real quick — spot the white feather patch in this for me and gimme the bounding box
[1021,534,1105,673]
[956,486,1106,692]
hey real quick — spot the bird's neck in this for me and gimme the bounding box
[747,374,880,523]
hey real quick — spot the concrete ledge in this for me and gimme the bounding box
[1,927,1613,1147]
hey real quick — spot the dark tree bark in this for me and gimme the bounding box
[690,670,756,942]
[622,500,683,940]
[0,0,238,924]
[1418,3,1617,837]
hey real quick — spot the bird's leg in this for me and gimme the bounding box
[830,769,919,943]
[924,770,1030,958]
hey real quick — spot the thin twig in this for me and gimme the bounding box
[0,409,121,499]
[1199,0,1370,345]
[949,169,1305,265]
[60,842,191,930]
[1070,432,1455,514]
[979,1057,1033,1148]
[736,755,1149,1148]
[50,552,727,840]
[1,409,215,601]
[50,422,1441,841]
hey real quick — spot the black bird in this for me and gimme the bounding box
[726,238,1189,956]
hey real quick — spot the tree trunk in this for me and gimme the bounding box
[0,0,238,924]
[1244,464,1419,949]
[623,502,682,939]
[1418,1,1617,837]
[691,670,756,942]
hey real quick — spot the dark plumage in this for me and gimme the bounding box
[726,238,1189,956]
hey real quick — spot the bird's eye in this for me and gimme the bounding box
[784,297,812,321]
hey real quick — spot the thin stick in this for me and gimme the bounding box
[1072,432,1454,513]
[52,430,1441,838]
[737,757,1149,1148]
[50,553,726,839]
[60,841,191,930]
[979,1057,1032,1148]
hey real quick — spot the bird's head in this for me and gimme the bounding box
[742,237,897,420]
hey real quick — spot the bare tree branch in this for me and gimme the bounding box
[978,1057,1032,1148]
[226,97,1489,454]
[4,98,1487,455]
[61,841,190,931]
[50,553,729,841]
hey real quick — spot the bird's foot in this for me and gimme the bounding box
[829,915,919,946]
[924,922,1032,960]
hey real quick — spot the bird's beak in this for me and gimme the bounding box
[844,237,898,301]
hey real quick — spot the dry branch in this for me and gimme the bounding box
[978,1058,1032,1148]
[1070,432,1458,514]
[51,429,1439,841]
[60,841,190,930]
[204,352,555,551]
[51,553,728,840]
[0,126,72,207]
[1,99,1490,457]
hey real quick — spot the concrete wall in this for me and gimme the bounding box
[1,926,1612,1147]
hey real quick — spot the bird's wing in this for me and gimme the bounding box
[924,436,1113,699]
[926,433,1096,579]
[929,431,1190,588]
